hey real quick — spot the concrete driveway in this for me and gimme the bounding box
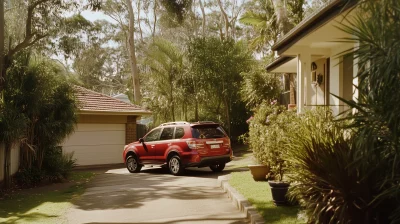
[66,166,249,224]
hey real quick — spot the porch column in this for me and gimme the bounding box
[297,52,311,113]
[353,41,359,102]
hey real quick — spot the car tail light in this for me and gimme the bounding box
[186,140,197,150]
[186,140,204,150]
[224,139,231,151]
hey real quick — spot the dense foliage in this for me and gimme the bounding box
[241,66,282,110]
[248,102,296,180]
[3,54,78,187]
[187,37,253,137]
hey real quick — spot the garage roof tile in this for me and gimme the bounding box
[74,86,151,115]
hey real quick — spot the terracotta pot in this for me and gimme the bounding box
[288,104,296,110]
[248,165,269,181]
[268,181,290,206]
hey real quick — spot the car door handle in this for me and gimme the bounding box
[150,145,155,148]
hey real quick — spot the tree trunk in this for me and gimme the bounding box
[184,101,188,121]
[137,0,144,43]
[195,100,199,121]
[217,0,230,40]
[222,82,230,137]
[3,142,11,189]
[152,0,157,39]
[126,0,141,103]
[0,0,4,92]
[199,0,206,36]
[170,78,175,121]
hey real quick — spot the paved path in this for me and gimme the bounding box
[66,166,249,224]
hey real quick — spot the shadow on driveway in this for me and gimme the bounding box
[72,166,241,211]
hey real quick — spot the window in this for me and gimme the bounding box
[191,126,226,139]
[174,127,185,139]
[144,128,162,142]
[160,127,174,140]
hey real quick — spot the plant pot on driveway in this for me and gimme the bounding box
[248,164,269,181]
[268,181,290,206]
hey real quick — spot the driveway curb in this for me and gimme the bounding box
[218,175,265,224]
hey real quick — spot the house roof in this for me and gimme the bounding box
[73,86,151,116]
[272,0,357,55]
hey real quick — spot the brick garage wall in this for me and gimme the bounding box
[126,116,137,144]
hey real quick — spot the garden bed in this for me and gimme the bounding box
[229,171,304,224]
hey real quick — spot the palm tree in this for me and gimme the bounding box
[145,38,185,121]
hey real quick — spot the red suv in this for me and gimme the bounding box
[123,121,232,175]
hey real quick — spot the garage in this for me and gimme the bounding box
[62,123,126,166]
[61,86,151,167]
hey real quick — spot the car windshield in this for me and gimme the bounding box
[191,126,226,139]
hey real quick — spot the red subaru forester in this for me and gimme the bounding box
[123,121,232,175]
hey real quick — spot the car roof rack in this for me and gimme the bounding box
[159,121,190,126]
[195,121,216,124]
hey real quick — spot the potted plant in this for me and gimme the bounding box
[247,102,280,181]
[259,104,296,205]
[247,164,270,181]
[268,159,290,206]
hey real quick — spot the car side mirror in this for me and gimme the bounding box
[139,138,144,143]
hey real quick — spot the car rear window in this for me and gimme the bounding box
[191,126,226,139]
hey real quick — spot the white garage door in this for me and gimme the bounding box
[62,123,125,166]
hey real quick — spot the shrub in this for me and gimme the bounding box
[285,108,400,223]
[248,101,297,180]
[43,146,76,182]
[15,167,44,187]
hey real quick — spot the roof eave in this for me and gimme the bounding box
[272,0,357,55]
[266,56,296,73]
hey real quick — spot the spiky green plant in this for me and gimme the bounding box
[285,109,372,223]
[339,0,400,222]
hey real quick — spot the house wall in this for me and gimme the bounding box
[310,58,327,106]
[329,44,352,115]
[126,116,137,144]
[0,143,20,182]
[343,54,354,101]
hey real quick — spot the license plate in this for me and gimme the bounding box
[210,144,220,149]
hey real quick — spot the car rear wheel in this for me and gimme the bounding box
[210,163,225,172]
[126,155,142,173]
[168,155,184,176]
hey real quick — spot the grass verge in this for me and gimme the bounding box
[0,171,95,224]
[229,171,304,224]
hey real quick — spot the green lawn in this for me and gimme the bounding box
[229,171,304,224]
[0,171,95,224]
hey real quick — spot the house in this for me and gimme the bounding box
[266,0,358,115]
[61,86,151,166]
